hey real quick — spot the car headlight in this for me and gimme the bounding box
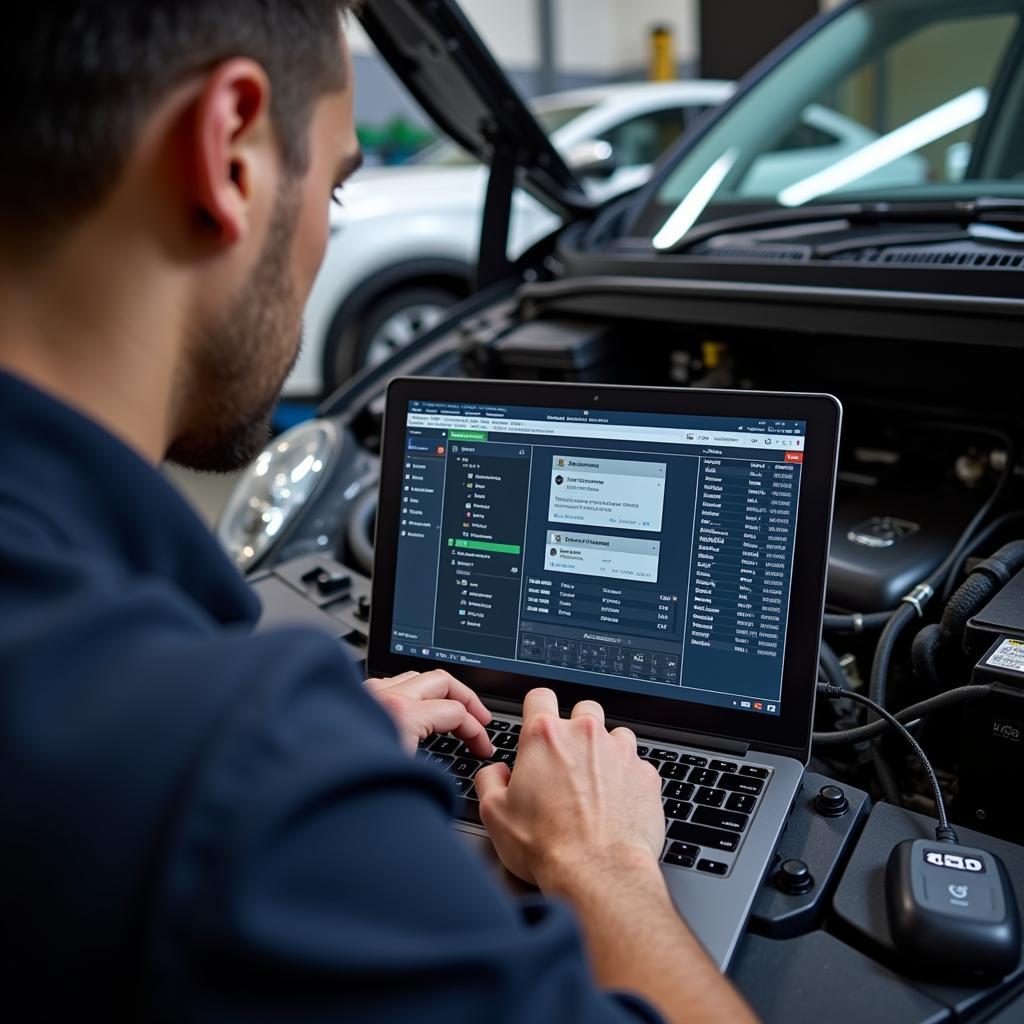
[216,418,338,572]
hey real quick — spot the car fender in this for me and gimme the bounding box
[287,214,477,395]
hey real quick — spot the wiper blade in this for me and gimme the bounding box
[663,198,1024,253]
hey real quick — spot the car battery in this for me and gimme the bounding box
[955,569,1024,843]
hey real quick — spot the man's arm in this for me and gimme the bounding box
[476,689,757,1024]
[146,638,660,1023]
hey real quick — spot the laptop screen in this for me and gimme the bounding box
[386,396,808,720]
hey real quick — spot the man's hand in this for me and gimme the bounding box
[474,687,663,888]
[365,670,493,759]
[475,688,758,1024]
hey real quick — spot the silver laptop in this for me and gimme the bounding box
[368,377,841,968]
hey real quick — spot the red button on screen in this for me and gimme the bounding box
[785,451,804,463]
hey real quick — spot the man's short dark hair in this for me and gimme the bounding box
[0,1,353,239]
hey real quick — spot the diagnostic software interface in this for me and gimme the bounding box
[389,399,807,716]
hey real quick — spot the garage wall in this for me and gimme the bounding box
[344,0,838,153]
[346,0,702,130]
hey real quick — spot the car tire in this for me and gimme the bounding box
[325,285,461,392]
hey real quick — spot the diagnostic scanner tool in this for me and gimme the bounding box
[887,838,1021,980]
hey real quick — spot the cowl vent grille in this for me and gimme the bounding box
[694,245,811,262]
[842,247,1024,269]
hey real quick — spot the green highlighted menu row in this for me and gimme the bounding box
[447,429,488,441]
[449,538,521,555]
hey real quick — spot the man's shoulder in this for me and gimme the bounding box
[0,532,401,1007]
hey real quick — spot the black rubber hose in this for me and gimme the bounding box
[911,623,944,690]
[823,611,893,633]
[813,684,993,746]
[940,510,1024,603]
[911,539,1024,688]
[940,570,1002,640]
[867,602,919,803]
[868,602,918,712]
[818,639,847,689]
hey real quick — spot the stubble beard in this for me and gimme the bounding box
[166,185,305,474]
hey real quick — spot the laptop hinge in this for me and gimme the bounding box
[607,718,750,757]
[483,698,750,756]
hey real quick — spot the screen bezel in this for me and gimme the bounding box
[369,377,841,761]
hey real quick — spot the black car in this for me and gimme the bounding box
[218,1,1024,1013]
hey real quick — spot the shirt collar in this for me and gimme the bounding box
[0,369,260,626]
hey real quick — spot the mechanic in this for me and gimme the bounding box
[0,4,755,1022]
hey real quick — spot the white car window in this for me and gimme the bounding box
[598,107,688,168]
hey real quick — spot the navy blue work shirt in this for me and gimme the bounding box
[0,371,662,1022]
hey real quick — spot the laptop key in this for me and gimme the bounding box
[694,786,725,807]
[508,724,522,735]
[667,820,739,852]
[650,749,678,761]
[692,806,749,832]
[659,762,689,780]
[688,768,719,787]
[451,776,474,795]
[451,758,482,778]
[662,781,695,801]
[697,859,729,876]
[428,753,454,771]
[709,760,737,773]
[663,841,699,868]
[725,792,756,814]
[663,799,693,821]
[739,765,770,779]
[636,745,650,757]
[432,736,461,755]
[490,721,511,731]
[719,773,764,796]
[493,732,518,750]
[679,754,708,767]
[491,749,516,766]
[642,756,661,770]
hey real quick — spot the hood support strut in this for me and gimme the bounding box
[477,143,516,289]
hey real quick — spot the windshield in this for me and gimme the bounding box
[637,0,1024,248]
[417,102,595,167]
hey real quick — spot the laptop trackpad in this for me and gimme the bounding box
[454,823,536,896]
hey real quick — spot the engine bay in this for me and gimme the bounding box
[235,285,1024,853]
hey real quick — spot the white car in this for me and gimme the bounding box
[289,80,732,396]
[290,80,927,396]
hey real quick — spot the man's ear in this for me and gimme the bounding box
[190,59,274,244]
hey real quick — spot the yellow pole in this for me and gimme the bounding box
[649,24,675,81]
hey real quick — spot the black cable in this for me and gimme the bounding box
[818,683,959,843]
[812,683,993,746]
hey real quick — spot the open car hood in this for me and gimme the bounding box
[358,0,593,219]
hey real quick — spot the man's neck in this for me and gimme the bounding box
[0,224,185,465]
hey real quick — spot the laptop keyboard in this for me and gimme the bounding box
[417,717,773,878]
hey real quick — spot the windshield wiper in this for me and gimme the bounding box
[662,198,1024,254]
